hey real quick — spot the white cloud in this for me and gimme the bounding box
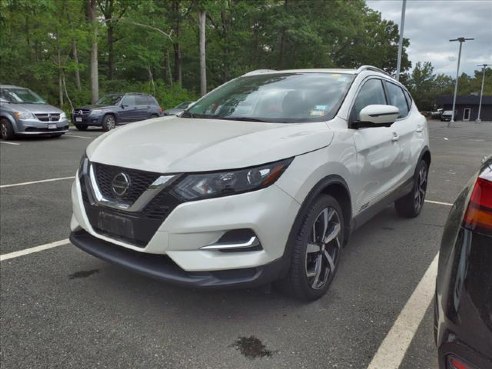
[366,0,492,76]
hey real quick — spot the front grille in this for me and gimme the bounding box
[35,113,60,122]
[93,163,160,204]
[79,163,183,247]
[73,109,91,116]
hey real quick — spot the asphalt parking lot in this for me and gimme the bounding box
[1,121,491,369]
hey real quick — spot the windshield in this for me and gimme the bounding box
[0,88,46,104]
[96,94,122,106]
[183,72,354,123]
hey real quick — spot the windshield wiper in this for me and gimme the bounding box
[181,112,215,119]
[217,116,269,122]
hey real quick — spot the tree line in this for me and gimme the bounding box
[0,0,488,113]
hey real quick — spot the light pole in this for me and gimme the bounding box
[449,37,474,125]
[476,64,489,123]
[396,0,407,81]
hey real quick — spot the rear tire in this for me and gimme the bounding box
[395,159,429,218]
[75,124,88,131]
[102,114,116,131]
[1,118,15,140]
[279,195,344,301]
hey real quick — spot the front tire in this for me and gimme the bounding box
[1,118,15,140]
[280,195,344,301]
[102,114,116,131]
[395,159,429,218]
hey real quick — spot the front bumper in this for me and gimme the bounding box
[15,118,69,135]
[71,174,301,275]
[70,229,286,288]
[72,114,104,126]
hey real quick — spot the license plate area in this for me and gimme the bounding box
[48,123,57,129]
[75,117,82,122]
[96,210,135,241]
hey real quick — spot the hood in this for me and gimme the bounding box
[87,117,334,173]
[5,103,63,114]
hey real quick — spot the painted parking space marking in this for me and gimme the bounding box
[0,239,69,262]
[367,253,439,369]
[0,141,20,145]
[425,199,453,207]
[65,134,93,139]
[0,176,75,189]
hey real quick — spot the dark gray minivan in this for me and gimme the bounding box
[0,85,69,140]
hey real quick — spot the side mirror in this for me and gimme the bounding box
[356,105,399,127]
[121,104,127,109]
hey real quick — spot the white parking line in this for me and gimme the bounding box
[0,176,75,189]
[65,134,93,139]
[0,239,69,262]
[425,199,453,207]
[367,253,439,369]
[0,141,20,145]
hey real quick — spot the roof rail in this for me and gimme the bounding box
[242,69,276,76]
[356,65,391,76]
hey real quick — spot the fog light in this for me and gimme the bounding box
[447,356,476,369]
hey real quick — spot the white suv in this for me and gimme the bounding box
[70,66,430,301]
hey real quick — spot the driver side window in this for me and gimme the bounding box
[350,79,387,121]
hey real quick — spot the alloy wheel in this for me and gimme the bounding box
[305,207,342,290]
[1,122,6,138]
[107,116,116,130]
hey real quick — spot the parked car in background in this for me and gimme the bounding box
[440,110,455,121]
[70,66,430,301]
[0,85,69,140]
[431,108,443,119]
[434,155,492,369]
[163,101,194,116]
[72,93,162,131]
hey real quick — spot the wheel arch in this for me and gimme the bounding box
[0,113,17,130]
[420,146,431,168]
[103,112,117,122]
[278,174,353,279]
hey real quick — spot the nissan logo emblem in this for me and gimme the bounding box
[111,173,131,196]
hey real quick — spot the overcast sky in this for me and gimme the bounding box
[366,0,492,77]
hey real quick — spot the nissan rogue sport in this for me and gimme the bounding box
[70,66,431,301]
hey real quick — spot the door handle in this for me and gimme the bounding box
[391,132,399,142]
[416,126,423,133]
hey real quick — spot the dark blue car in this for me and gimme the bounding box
[72,93,162,131]
[435,155,492,369]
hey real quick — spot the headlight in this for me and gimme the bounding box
[14,111,34,119]
[173,158,293,200]
[90,109,103,115]
[60,112,67,120]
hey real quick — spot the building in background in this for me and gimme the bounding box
[437,95,492,121]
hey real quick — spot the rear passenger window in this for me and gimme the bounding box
[135,95,148,105]
[121,95,136,107]
[351,79,387,121]
[385,82,409,118]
